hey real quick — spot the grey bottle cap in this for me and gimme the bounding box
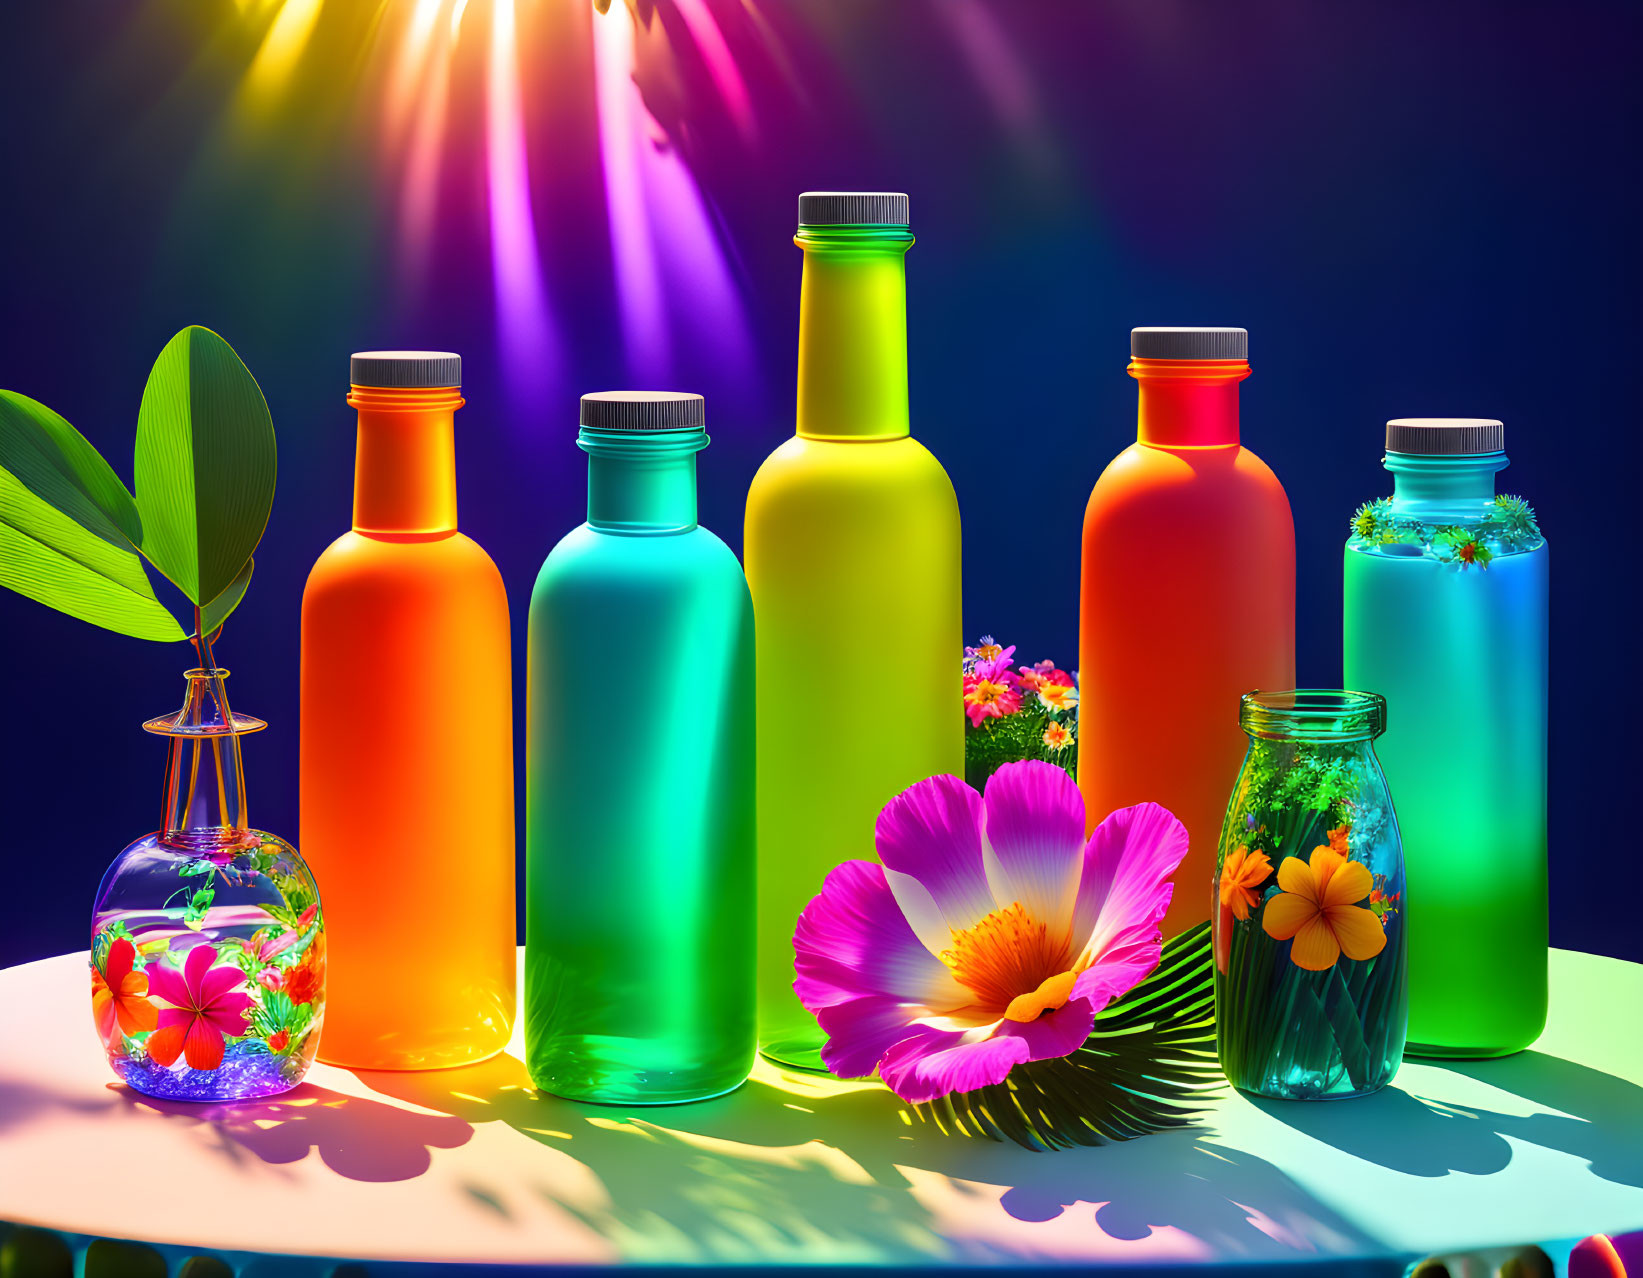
[1385,418,1505,455]
[798,191,910,227]
[580,391,705,432]
[1131,328,1248,360]
[350,351,461,388]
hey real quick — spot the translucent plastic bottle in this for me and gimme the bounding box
[1079,328,1295,937]
[300,352,515,1070]
[525,392,755,1103]
[1343,418,1548,1057]
[744,192,963,1071]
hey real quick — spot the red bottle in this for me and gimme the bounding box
[1078,328,1295,936]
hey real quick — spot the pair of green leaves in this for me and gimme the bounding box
[0,326,274,641]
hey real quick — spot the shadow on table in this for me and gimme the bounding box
[348,1053,1380,1265]
[115,1082,474,1182]
[1251,1050,1643,1190]
[0,1078,121,1135]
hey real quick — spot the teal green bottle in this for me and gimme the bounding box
[1343,418,1548,1058]
[526,392,756,1103]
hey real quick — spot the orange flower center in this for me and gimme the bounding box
[968,679,1008,706]
[939,901,1081,1022]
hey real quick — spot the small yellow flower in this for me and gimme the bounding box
[1261,847,1387,971]
[1042,720,1073,752]
[1038,683,1078,713]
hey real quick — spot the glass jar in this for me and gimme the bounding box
[1213,690,1407,1100]
[91,669,325,1102]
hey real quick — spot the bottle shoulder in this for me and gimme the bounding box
[533,524,749,600]
[747,435,958,521]
[1084,442,1293,532]
[305,530,506,597]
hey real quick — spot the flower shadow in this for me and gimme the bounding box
[1250,1051,1643,1190]
[116,1081,474,1182]
[356,1054,1380,1265]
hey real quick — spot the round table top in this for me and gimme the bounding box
[2,947,1641,1272]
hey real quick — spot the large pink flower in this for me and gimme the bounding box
[793,761,1188,1104]
[146,943,254,1071]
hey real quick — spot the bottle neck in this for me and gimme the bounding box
[158,672,254,851]
[795,226,914,441]
[581,428,704,534]
[1130,358,1250,448]
[348,386,465,535]
[1386,451,1508,519]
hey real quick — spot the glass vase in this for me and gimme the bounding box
[1213,691,1407,1100]
[90,668,325,1102]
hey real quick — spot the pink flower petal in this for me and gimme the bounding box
[196,961,248,1008]
[258,931,299,962]
[816,996,943,1081]
[997,996,1097,1062]
[979,761,1087,932]
[202,990,254,1038]
[878,1027,1030,1104]
[1071,954,1157,1017]
[144,961,190,1010]
[875,774,995,951]
[1070,802,1188,972]
[181,942,216,1000]
[793,861,968,1013]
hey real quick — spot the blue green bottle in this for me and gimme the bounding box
[1343,418,1548,1057]
[525,392,756,1103]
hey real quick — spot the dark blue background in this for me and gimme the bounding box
[2,2,1637,967]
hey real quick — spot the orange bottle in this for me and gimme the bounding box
[1078,328,1294,936]
[300,351,515,1069]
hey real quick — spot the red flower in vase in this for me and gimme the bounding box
[283,932,325,1007]
[146,944,254,1071]
[268,1029,290,1053]
[92,938,158,1047]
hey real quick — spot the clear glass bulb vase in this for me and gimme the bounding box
[1212,691,1407,1100]
[90,668,325,1102]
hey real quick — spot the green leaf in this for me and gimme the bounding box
[134,327,275,605]
[912,922,1222,1151]
[196,557,253,637]
[0,486,186,641]
[0,390,144,547]
[0,392,187,640]
[184,885,216,929]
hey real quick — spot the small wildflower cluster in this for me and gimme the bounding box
[962,636,1078,787]
[1347,493,1542,571]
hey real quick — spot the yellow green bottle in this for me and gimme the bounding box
[744,191,964,1071]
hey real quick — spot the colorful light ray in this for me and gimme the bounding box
[487,0,561,397]
[242,0,326,114]
[172,0,1051,410]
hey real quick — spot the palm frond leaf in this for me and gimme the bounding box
[911,921,1222,1151]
